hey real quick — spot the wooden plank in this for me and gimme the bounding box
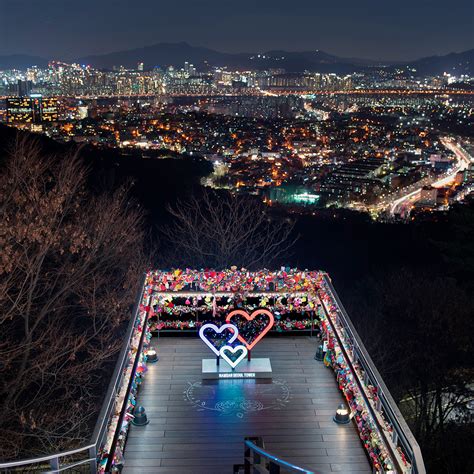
[123,337,371,474]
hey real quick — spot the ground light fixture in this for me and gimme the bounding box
[131,406,149,426]
[333,403,350,424]
[146,349,158,363]
[314,344,324,361]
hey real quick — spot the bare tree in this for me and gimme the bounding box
[161,190,297,269]
[347,269,474,470]
[0,136,146,460]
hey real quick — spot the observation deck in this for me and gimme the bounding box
[0,269,425,474]
[123,336,370,474]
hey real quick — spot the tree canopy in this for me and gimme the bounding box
[0,136,146,459]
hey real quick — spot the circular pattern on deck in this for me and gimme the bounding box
[183,378,291,417]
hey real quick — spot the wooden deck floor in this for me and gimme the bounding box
[123,336,371,474]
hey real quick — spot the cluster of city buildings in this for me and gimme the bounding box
[0,61,356,97]
[0,59,473,220]
[2,59,472,98]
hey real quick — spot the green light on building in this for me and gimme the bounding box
[266,186,320,206]
[292,192,320,204]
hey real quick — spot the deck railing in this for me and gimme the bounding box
[0,274,148,474]
[320,273,426,474]
[233,437,316,474]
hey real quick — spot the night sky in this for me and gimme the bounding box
[0,0,473,61]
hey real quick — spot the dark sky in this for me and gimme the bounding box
[0,0,473,61]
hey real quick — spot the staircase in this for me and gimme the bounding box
[233,436,316,474]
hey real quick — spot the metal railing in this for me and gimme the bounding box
[103,285,151,473]
[0,274,148,474]
[234,437,316,474]
[320,273,426,474]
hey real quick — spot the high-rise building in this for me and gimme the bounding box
[6,95,58,124]
[17,79,33,97]
[41,97,59,122]
[6,97,38,123]
[137,62,144,71]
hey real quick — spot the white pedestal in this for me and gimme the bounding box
[201,358,272,380]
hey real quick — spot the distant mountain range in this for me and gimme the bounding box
[1,43,473,76]
[0,54,49,69]
[77,43,378,74]
[403,50,474,76]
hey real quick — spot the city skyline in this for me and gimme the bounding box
[1,0,473,61]
[0,2,473,473]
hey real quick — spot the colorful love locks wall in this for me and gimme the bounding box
[147,268,323,334]
[147,268,321,377]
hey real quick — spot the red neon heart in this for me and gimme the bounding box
[225,309,274,350]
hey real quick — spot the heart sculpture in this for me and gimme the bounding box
[225,309,274,350]
[199,323,239,356]
[220,345,248,369]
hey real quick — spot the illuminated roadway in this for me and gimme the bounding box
[388,137,472,217]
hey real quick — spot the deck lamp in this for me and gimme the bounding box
[333,403,350,424]
[314,344,324,361]
[132,406,149,426]
[146,349,158,363]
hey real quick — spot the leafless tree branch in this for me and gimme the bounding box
[0,136,147,460]
[161,190,297,269]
